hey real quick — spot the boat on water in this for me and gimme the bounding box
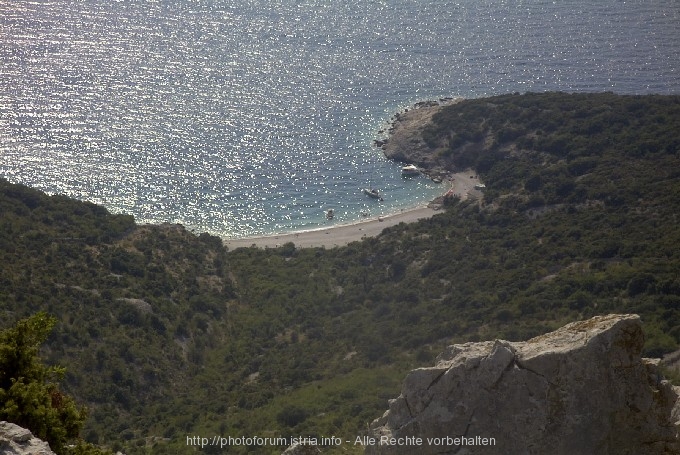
[401,164,420,176]
[326,209,334,220]
[363,188,384,201]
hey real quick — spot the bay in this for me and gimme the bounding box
[1,0,678,238]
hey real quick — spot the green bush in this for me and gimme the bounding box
[0,312,110,455]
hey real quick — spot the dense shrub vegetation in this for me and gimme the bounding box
[1,92,679,454]
[0,313,111,455]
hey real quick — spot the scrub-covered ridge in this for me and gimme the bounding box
[1,92,679,454]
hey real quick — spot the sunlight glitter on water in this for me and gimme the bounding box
[1,1,678,237]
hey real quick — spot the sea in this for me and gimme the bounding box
[1,1,679,239]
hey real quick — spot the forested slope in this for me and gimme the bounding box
[1,92,679,454]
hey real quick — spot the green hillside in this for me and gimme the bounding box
[1,92,679,454]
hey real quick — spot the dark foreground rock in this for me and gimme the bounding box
[366,314,680,455]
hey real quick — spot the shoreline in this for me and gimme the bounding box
[223,204,439,250]
[223,170,482,249]
[376,97,462,180]
[223,99,480,250]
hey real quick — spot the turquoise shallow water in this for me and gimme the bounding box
[1,1,679,238]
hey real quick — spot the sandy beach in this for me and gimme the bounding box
[223,205,439,250]
[223,171,482,249]
[221,100,487,250]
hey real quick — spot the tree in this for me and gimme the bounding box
[0,312,108,455]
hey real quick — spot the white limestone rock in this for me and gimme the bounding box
[0,421,55,455]
[281,441,322,454]
[367,314,680,455]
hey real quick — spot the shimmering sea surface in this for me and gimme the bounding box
[1,1,678,238]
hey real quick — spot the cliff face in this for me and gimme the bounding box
[367,314,680,455]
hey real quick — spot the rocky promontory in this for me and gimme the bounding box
[366,314,680,455]
[375,98,461,180]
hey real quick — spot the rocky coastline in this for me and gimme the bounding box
[373,98,462,181]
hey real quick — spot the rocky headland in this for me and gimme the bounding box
[374,98,461,180]
[366,314,680,455]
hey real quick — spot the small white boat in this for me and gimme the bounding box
[401,164,420,176]
[363,188,384,201]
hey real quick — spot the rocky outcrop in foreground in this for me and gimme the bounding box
[367,314,680,455]
[0,421,55,455]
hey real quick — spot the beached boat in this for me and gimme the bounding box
[401,164,420,176]
[363,188,384,201]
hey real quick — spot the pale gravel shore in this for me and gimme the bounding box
[223,205,441,250]
[221,102,487,250]
[222,171,482,250]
